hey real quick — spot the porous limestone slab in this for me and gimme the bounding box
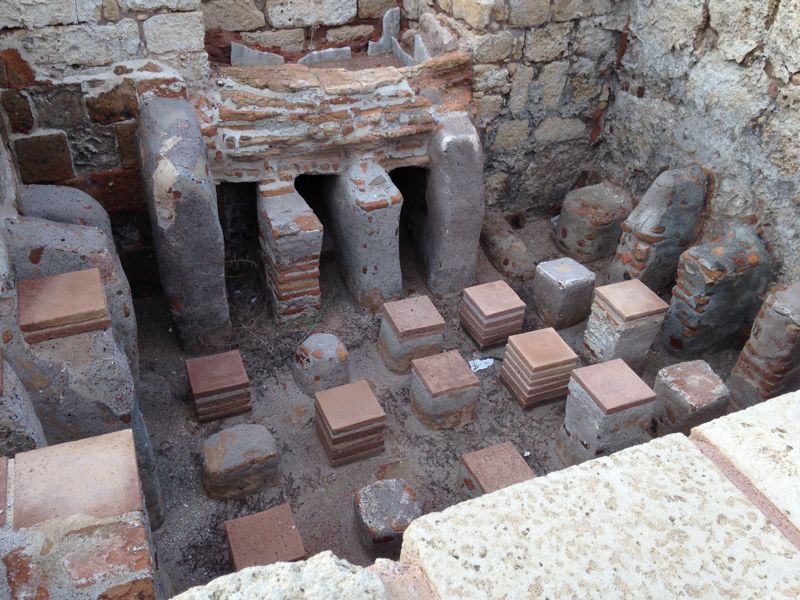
[691,390,800,546]
[401,435,800,599]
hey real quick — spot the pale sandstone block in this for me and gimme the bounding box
[143,12,206,53]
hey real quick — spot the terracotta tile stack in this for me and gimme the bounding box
[224,503,307,570]
[459,442,534,499]
[315,380,386,467]
[185,350,252,422]
[460,280,526,347]
[17,267,111,343]
[501,328,578,409]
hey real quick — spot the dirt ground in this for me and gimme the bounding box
[139,215,738,595]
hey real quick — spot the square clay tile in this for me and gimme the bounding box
[382,296,445,340]
[17,268,109,334]
[594,279,668,322]
[507,328,577,372]
[412,350,480,397]
[571,359,656,414]
[463,280,526,319]
[186,350,250,399]
[12,430,142,530]
[462,442,534,493]
[0,456,7,527]
[315,380,385,434]
[225,503,307,570]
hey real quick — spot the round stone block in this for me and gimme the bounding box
[354,479,423,552]
[292,333,349,395]
[202,424,279,499]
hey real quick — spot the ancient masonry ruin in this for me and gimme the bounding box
[0,0,798,598]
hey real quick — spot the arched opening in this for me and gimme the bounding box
[293,173,339,301]
[217,181,260,291]
[391,166,429,293]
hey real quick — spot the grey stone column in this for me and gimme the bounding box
[138,97,230,353]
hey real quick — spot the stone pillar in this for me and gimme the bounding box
[727,281,800,409]
[653,360,729,435]
[0,138,20,218]
[329,159,403,309]
[662,225,772,356]
[422,113,484,296]
[609,165,709,294]
[138,97,230,354]
[257,188,323,331]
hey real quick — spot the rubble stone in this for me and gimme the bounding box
[610,165,709,293]
[553,181,634,262]
[727,281,800,409]
[653,360,729,435]
[355,479,423,552]
[292,333,349,395]
[479,212,536,281]
[451,0,494,29]
[531,257,595,329]
[662,225,772,356]
[508,0,549,27]
[202,424,280,499]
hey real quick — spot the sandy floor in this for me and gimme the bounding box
[139,216,738,595]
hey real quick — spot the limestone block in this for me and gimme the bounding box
[461,30,514,63]
[691,391,800,548]
[492,119,529,150]
[508,0,549,27]
[118,0,200,10]
[355,479,423,552]
[662,225,772,356]
[727,281,800,409]
[0,359,47,456]
[266,0,357,27]
[326,25,374,43]
[609,165,709,294]
[147,49,211,86]
[654,360,729,435]
[0,0,77,30]
[524,21,572,63]
[143,12,206,54]
[765,0,800,82]
[201,0,266,31]
[202,424,280,499]
[138,97,230,353]
[553,181,633,262]
[473,64,510,94]
[358,0,397,19]
[172,552,387,599]
[418,12,458,56]
[532,257,595,329]
[538,60,568,108]
[401,435,800,598]
[508,63,533,113]
[242,29,306,51]
[553,0,611,21]
[5,20,141,68]
[451,0,494,29]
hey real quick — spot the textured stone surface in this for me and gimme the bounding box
[201,0,266,31]
[355,479,423,551]
[292,333,349,395]
[0,359,47,456]
[173,551,387,599]
[14,132,75,184]
[692,391,800,548]
[532,257,595,329]
[479,212,536,281]
[202,424,279,499]
[242,28,306,51]
[143,12,206,54]
[265,0,357,27]
[402,435,800,598]
[654,360,729,435]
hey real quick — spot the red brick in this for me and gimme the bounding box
[1,90,34,134]
[63,167,146,214]
[382,295,445,340]
[2,548,49,600]
[315,380,385,434]
[99,578,155,600]
[225,503,306,570]
[14,132,75,184]
[571,359,656,414]
[412,350,479,396]
[87,80,139,125]
[461,442,534,494]
[0,49,36,89]
[185,350,249,399]
[114,121,139,168]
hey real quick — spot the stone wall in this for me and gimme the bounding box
[598,0,800,282]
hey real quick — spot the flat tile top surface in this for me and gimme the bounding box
[537,257,595,282]
[225,503,306,570]
[401,435,800,599]
[462,442,534,493]
[571,359,656,414]
[186,350,249,398]
[657,360,728,407]
[383,295,445,336]
[463,280,526,317]
[17,267,108,331]
[0,456,7,528]
[507,328,577,372]
[412,350,480,396]
[594,279,668,321]
[12,430,142,530]
[315,380,386,433]
[691,391,800,540]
